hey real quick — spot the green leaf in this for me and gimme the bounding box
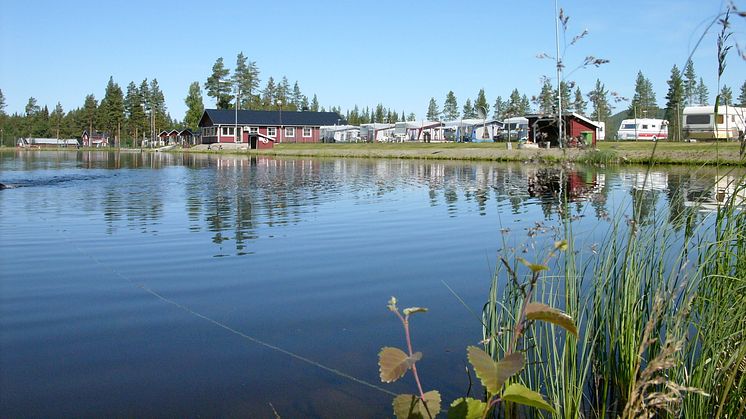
[393,391,442,419]
[379,347,422,383]
[502,383,556,413]
[466,346,524,394]
[403,307,428,316]
[524,302,578,337]
[447,397,487,419]
[517,258,548,273]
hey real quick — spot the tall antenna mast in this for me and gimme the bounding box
[555,0,563,148]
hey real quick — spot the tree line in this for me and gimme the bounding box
[2,55,745,147]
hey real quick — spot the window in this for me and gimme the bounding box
[267,127,277,137]
[622,124,636,129]
[716,115,725,124]
[285,127,295,137]
[686,114,710,124]
[642,125,648,129]
[221,126,235,136]
[249,127,258,134]
[303,127,312,137]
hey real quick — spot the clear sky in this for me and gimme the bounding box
[1,0,744,121]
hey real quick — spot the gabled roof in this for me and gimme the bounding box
[199,109,346,127]
[525,112,601,128]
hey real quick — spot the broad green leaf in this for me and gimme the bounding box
[466,346,524,394]
[502,382,556,413]
[517,258,549,273]
[403,307,428,316]
[447,397,487,419]
[393,391,442,419]
[524,302,578,337]
[379,347,422,383]
[388,296,399,312]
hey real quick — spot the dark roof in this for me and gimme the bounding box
[199,109,345,127]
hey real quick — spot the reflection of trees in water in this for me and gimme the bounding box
[526,167,607,220]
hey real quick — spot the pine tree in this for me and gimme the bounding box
[50,102,64,139]
[184,82,204,131]
[83,94,97,137]
[124,81,146,143]
[291,82,303,110]
[738,81,746,107]
[234,52,260,109]
[426,97,440,120]
[664,65,685,141]
[628,71,658,118]
[149,79,167,135]
[719,85,733,105]
[505,89,523,118]
[683,59,697,105]
[536,78,554,114]
[462,98,476,118]
[407,113,416,122]
[25,97,40,116]
[300,95,309,111]
[493,96,506,120]
[262,77,277,109]
[276,76,291,108]
[587,79,611,122]
[474,88,490,118]
[442,91,459,120]
[310,94,319,112]
[99,76,125,146]
[519,95,531,115]
[205,57,232,108]
[555,81,572,113]
[695,77,709,105]
[573,87,587,115]
[0,89,5,116]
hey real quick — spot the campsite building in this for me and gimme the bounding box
[526,113,601,147]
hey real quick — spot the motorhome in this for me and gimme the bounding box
[682,105,746,140]
[616,118,668,141]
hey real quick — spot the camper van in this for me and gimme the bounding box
[616,118,668,141]
[683,105,746,140]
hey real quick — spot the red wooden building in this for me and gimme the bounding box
[198,109,345,149]
[526,113,601,147]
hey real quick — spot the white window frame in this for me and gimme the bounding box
[249,127,259,135]
[303,127,312,137]
[221,126,235,136]
[267,127,277,137]
[285,127,295,138]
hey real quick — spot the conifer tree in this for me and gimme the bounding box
[99,76,125,146]
[300,95,309,111]
[628,71,658,118]
[664,65,685,141]
[234,52,260,109]
[462,98,476,118]
[407,113,416,122]
[149,79,168,134]
[474,88,490,118]
[683,59,697,105]
[738,81,746,107]
[493,96,506,120]
[695,77,709,105]
[505,89,523,118]
[573,87,587,115]
[124,81,146,143]
[310,94,319,112]
[555,81,572,112]
[536,78,554,114]
[205,57,232,108]
[50,102,64,139]
[519,95,531,114]
[587,79,611,122]
[184,82,204,131]
[426,97,440,120]
[276,76,291,108]
[719,85,733,105]
[291,82,303,110]
[442,91,459,120]
[0,89,5,116]
[262,77,277,109]
[83,94,97,137]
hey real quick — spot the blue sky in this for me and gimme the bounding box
[1,0,744,120]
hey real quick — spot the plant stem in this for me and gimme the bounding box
[395,311,428,405]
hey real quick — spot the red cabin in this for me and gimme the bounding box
[526,113,601,147]
[198,109,345,149]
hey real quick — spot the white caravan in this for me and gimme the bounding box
[616,118,668,141]
[682,105,746,140]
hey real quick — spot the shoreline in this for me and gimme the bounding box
[4,142,745,166]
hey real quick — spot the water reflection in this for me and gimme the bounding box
[1,150,743,258]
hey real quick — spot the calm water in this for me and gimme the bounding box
[0,150,741,418]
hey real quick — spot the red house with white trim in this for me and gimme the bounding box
[198,109,345,149]
[526,112,601,147]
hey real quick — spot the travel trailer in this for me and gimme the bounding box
[682,105,746,140]
[616,118,668,141]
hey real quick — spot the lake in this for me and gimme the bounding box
[0,150,741,418]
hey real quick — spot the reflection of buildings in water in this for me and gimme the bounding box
[620,171,669,192]
[684,175,746,212]
[526,168,606,202]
